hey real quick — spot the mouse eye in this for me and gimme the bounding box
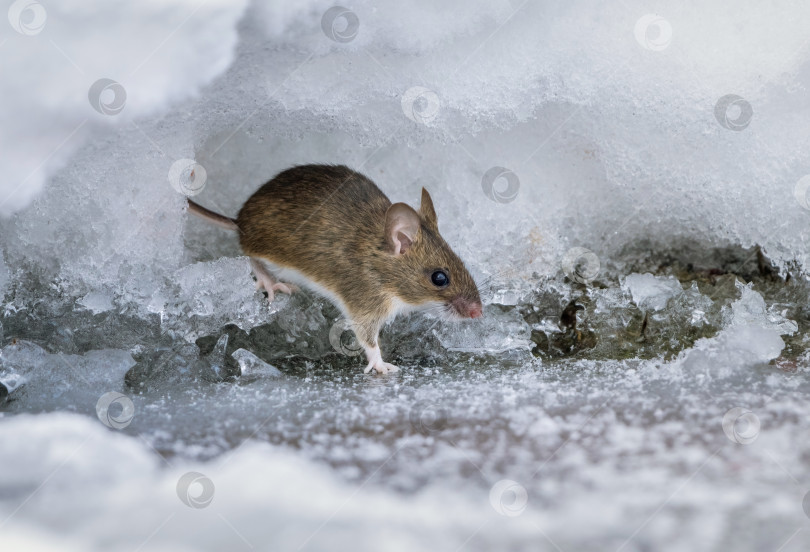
[430,270,449,288]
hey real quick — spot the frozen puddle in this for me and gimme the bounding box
[0,369,804,552]
[2,362,809,552]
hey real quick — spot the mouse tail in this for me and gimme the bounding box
[187,199,239,231]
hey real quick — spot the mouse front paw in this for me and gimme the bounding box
[364,360,400,375]
[360,341,398,375]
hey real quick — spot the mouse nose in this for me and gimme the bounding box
[469,303,483,319]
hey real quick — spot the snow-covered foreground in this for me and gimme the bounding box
[1,346,809,552]
[2,0,810,550]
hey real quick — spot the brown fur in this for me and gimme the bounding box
[235,164,481,348]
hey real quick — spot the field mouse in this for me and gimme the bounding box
[187,164,482,374]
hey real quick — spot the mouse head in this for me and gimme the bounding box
[382,188,483,319]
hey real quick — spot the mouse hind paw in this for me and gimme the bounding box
[249,258,298,303]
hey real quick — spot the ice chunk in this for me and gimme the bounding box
[674,278,794,378]
[728,280,798,334]
[1,340,49,370]
[677,324,785,379]
[232,348,282,378]
[79,291,114,314]
[0,372,26,396]
[0,340,135,410]
[433,306,531,353]
[149,257,284,341]
[621,273,683,311]
[205,334,231,381]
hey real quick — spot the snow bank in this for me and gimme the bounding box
[0,0,248,216]
[2,0,810,323]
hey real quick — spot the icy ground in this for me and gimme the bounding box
[2,1,810,551]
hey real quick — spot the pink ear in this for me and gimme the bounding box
[384,203,421,255]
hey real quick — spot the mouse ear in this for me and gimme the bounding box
[385,203,421,255]
[419,187,438,230]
